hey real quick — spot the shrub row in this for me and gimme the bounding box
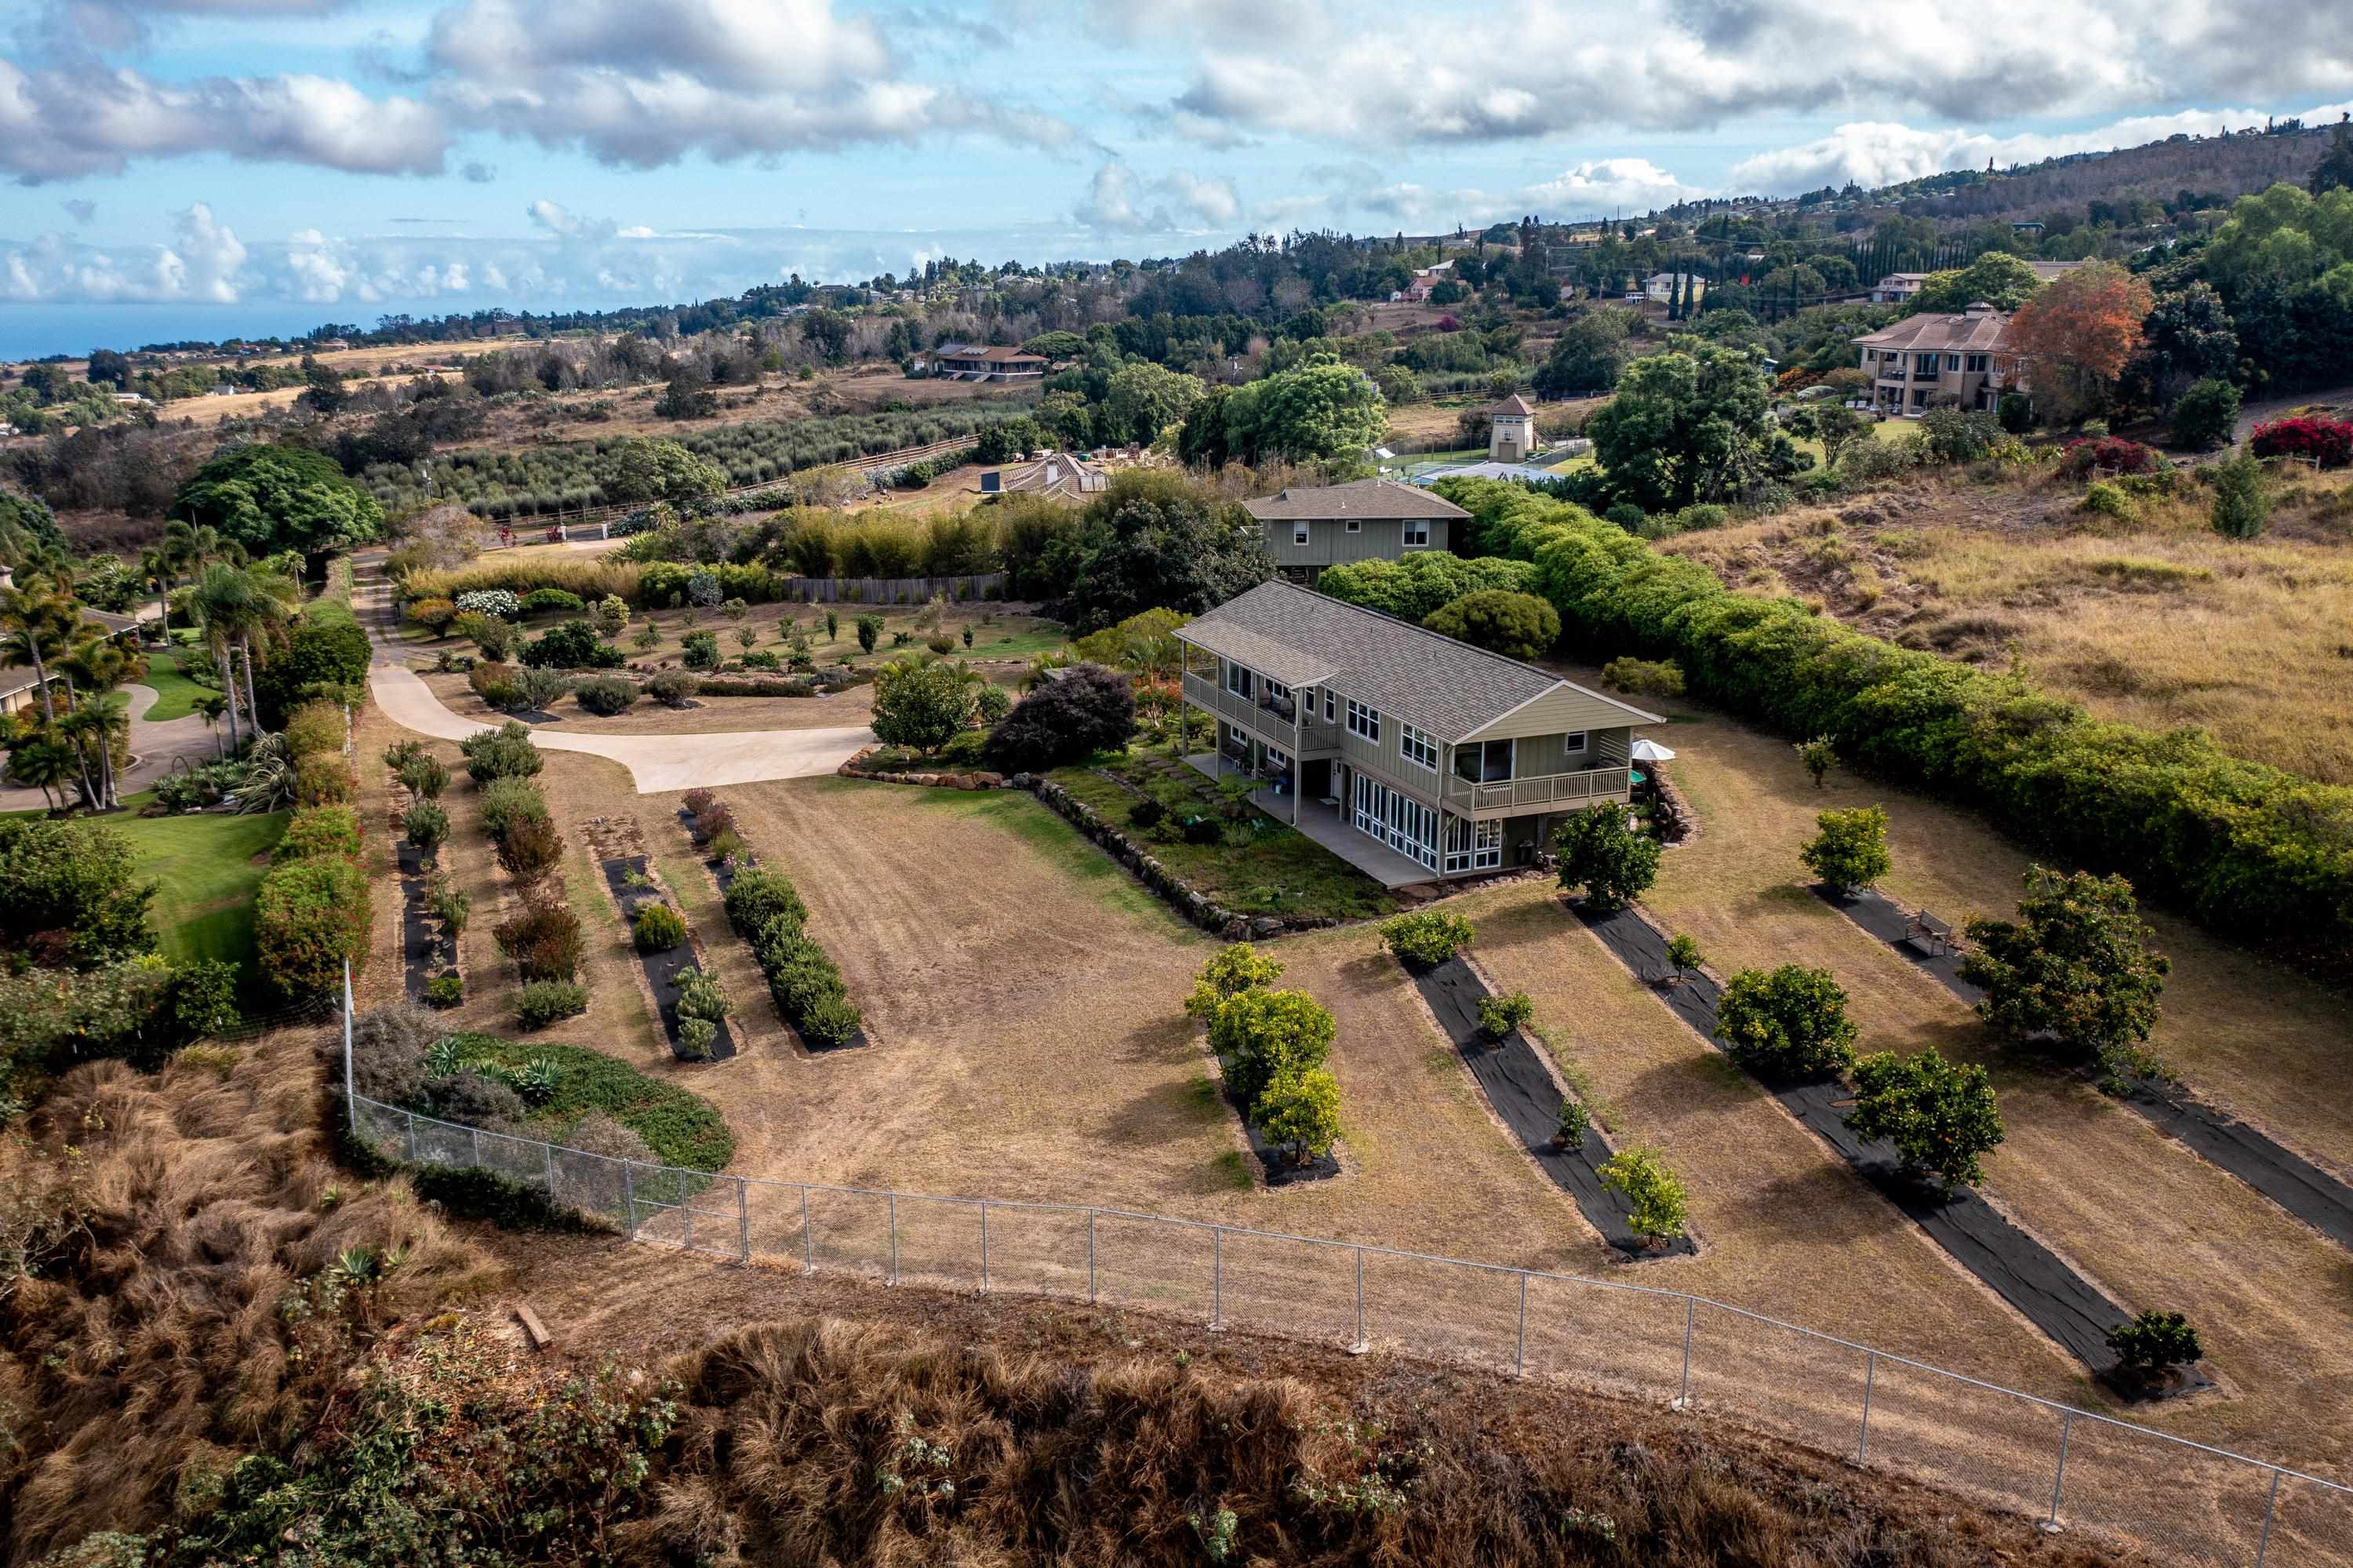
[404,554,995,613]
[254,799,370,1001]
[1434,477,2353,961]
[716,859,862,1050]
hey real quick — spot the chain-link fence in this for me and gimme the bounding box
[346,1086,2351,1566]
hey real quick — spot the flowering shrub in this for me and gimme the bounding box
[455,588,521,619]
[2249,417,2353,469]
[2059,436,2161,478]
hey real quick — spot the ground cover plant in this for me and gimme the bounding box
[1044,755,1398,922]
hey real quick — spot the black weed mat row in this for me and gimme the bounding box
[1818,883,2353,1253]
[696,817,871,1053]
[1402,955,1685,1257]
[397,842,453,999]
[601,854,737,1064]
[1575,900,2139,1377]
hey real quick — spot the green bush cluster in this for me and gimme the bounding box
[1377,910,1475,968]
[1431,477,2353,960]
[442,1032,734,1169]
[253,854,370,1000]
[1187,947,1343,1166]
[460,720,544,784]
[515,979,589,1030]
[720,861,863,1049]
[272,805,363,864]
[633,902,687,952]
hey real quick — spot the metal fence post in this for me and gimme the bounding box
[469,1126,481,1166]
[801,1186,814,1274]
[1857,1351,1876,1464]
[1351,1247,1367,1354]
[1675,1296,1695,1410]
[1514,1271,1528,1377]
[979,1202,991,1293]
[624,1162,638,1241]
[737,1178,750,1262]
[1087,1209,1097,1304]
[682,1193,694,1253]
[1209,1228,1224,1331]
[340,962,355,1134]
[887,1193,899,1286]
[403,1111,416,1163]
[2255,1468,2282,1567]
[543,1137,556,1196]
[2044,1410,2073,1531]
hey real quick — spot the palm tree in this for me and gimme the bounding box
[57,701,127,812]
[60,635,146,808]
[0,571,80,726]
[6,733,75,813]
[197,692,230,757]
[191,563,291,744]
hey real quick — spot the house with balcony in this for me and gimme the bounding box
[1851,304,2020,417]
[1243,481,1469,587]
[1174,580,1665,887]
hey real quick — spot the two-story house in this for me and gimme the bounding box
[1243,481,1469,587]
[1175,580,1664,886]
[1851,304,2020,416]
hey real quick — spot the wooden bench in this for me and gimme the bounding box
[1903,910,1958,959]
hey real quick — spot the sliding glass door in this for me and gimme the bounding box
[1352,774,1440,871]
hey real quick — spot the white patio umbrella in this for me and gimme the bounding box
[1630,737,1677,762]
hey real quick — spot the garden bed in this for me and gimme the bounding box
[1401,953,1689,1258]
[1029,761,1393,938]
[682,800,871,1053]
[1817,882,2353,1254]
[1573,899,2173,1386]
[395,841,454,999]
[598,853,738,1064]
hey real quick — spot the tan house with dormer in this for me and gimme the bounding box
[1244,481,1468,587]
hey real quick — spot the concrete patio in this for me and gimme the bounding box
[1185,752,1437,890]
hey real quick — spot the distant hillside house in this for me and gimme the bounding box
[978,452,1107,501]
[1851,304,2023,417]
[922,344,1047,381]
[1641,271,1704,303]
[1871,257,2089,303]
[1244,480,1468,586]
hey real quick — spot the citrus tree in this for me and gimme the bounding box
[1845,1049,2003,1189]
[1713,964,1857,1079]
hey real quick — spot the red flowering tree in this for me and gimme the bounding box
[2250,417,2353,468]
[2006,263,2154,426]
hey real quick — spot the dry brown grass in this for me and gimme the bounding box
[1661,468,2353,782]
[1541,659,2353,1487]
[0,1025,501,1563]
[612,1308,2134,1568]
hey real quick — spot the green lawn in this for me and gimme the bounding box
[1048,752,1399,922]
[111,809,289,982]
[111,646,216,723]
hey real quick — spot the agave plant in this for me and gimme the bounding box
[234,733,299,813]
[509,1053,561,1106]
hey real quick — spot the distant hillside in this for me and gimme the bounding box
[1898,127,2333,224]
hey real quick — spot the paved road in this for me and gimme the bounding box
[355,555,874,794]
[0,678,224,813]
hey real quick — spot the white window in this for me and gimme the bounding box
[1562,730,1587,756]
[1452,737,1515,784]
[1355,776,1440,871]
[1400,723,1438,772]
[1347,699,1380,743]
[1345,518,1362,533]
[1322,689,1336,722]
[1965,354,1988,373]
[1402,520,1430,548]
[1225,662,1253,699]
[1266,679,1290,704]
[1293,523,1310,547]
[1442,817,1504,874]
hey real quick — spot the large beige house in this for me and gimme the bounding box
[1176,581,1664,886]
[1243,481,1470,587]
[1851,304,2021,417]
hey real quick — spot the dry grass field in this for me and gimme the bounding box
[1661,466,2353,783]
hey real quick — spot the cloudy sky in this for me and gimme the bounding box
[2,0,2350,354]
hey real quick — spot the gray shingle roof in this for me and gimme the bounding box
[1242,479,1470,522]
[1178,580,1655,743]
[1852,310,2013,353]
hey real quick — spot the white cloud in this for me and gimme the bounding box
[1518,157,1700,215]
[1729,99,2353,191]
[526,197,617,244]
[1162,169,1241,225]
[0,57,446,182]
[1071,159,1243,232]
[0,201,246,302]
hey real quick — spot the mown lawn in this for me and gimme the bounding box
[111,809,289,980]
[111,645,215,722]
[1048,751,1399,922]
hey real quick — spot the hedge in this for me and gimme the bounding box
[718,860,862,1048]
[1434,477,2353,960]
[254,854,371,999]
[272,804,363,864]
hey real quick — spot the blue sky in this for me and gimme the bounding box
[3,0,2349,356]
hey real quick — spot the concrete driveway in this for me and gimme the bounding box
[366,639,874,794]
[0,680,226,813]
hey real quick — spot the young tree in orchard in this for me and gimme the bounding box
[1599,1145,1689,1244]
[1253,1065,1344,1165]
[1962,867,2169,1064]
[1552,803,1660,911]
[1209,987,1336,1110]
[869,660,977,755]
[1184,943,1284,1020]
[2003,263,2154,427]
[1800,806,1892,896]
[1714,965,1857,1079]
[1845,1049,2004,1190]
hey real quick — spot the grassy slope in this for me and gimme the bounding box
[111,808,289,977]
[111,645,213,723]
